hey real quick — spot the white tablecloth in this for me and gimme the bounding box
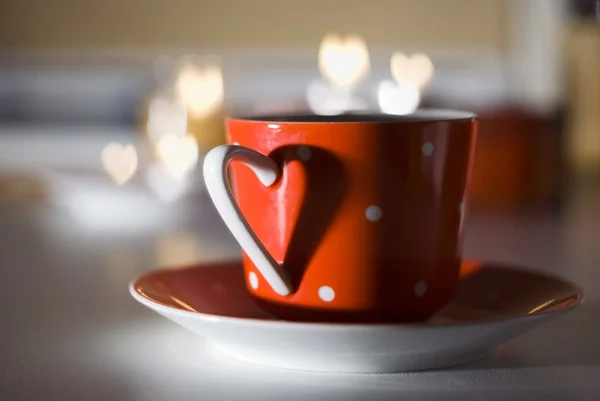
[1,126,599,401]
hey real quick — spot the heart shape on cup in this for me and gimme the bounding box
[390,52,434,89]
[377,80,421,115]
[318,34,370,89]
[147,95,187,141]
[203,144,348,296]
[156,135,199,177]
[175,55,224,118]
[101,142,138,185]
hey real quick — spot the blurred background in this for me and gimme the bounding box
[4,3,600,398]
[0,0,599,238]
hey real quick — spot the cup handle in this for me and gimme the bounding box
[203,145,293,296]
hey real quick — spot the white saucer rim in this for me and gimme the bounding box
[129,265,583,330]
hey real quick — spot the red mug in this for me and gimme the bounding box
[203,110,477,322]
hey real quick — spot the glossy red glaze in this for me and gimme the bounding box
[226,112,477,322]
[132,260,583,323]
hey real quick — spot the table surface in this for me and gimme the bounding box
[1,139,600,400]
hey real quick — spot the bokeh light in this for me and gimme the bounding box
[175,55,224,118]
[318,33,370,89]
[100,142,138,185]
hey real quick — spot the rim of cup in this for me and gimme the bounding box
[228,109,477,124]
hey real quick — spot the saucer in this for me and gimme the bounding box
[130,260,582,373]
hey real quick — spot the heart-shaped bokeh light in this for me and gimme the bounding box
[156,135,199,178]
[390,52,434,89]
[306,79,367,115]
[146,163,190,203]
[318,33,370,89]
[101,142,138,185]
[147,95,187,142]
[175,55,224,118]
[377,80,421,115]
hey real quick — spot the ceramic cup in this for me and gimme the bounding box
[203,110,477,322]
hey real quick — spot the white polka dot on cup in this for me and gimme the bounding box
[365,205,382,222]
[318,286,335,302]
[414,281,427,297]
[248,272,258,289]
[422,142,434,156]
[297,146,311,161]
